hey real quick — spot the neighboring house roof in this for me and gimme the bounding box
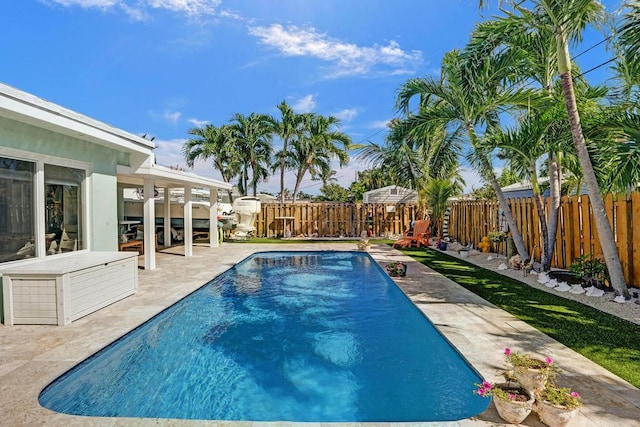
[501,178,551,199]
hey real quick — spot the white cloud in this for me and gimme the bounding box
[291,94,316,113]
[48,0,119,8]
[147,0,221,16]
[148,109,182,125]
[47,0,221,18]
[248,24,423,78]
[163,110,182,124]
[369,119,392,129]
[332,108,358,123]
[188,118,209,127]
[153,138,189,168]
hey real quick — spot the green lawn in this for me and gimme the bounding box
[400,247,640,389]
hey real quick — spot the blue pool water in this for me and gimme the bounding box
[39,251,489,422]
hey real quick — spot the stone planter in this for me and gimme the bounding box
[492,384,534,424]
[534,399,579,427]
[458,249,469,259]
[512,366,549,395]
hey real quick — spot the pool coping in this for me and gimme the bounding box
[1,242,639,426]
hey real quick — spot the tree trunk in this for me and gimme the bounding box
[280,140,287,203]
[533,192,549,270]
[469,128,530,262]
[559,72,630,299]
[292,165,308,203]
[485,162,530,262]
[546,154,561,269]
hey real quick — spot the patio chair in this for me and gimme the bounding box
[392,219,430,249]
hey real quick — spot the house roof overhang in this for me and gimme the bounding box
[0,83,154,156]
[117,163,232,191]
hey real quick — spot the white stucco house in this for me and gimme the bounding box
[363,185,418,204]
[0,82,230,325]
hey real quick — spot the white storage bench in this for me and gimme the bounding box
[2,252,138,326]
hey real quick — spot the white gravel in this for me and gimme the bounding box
[441,248,640,326]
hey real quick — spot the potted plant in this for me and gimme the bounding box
[569,253,609,290]
[534,382,583,427]
[386,261,407,277]
[504,348,559,395]
[357,238,370,251]
[475,379,534,424]
[488,230,506,255]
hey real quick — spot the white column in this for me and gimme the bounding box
[143,178,156,270]
[210,187,219,248]
[163,186,171,248]
[184,184,193,257]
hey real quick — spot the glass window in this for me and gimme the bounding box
[45,164,85,255]
[0,157,35,263]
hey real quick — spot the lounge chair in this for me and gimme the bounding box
[392,219,430,248]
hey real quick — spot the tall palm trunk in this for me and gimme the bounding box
[279,139,288,203]
[556,28,629,299]
[470,128,530,261]
[533,193,549,268]
[528,164,550,269]
[545,153,562,270]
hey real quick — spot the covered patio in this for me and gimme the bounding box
[117,164,231,270]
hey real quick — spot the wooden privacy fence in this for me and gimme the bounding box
[256,203,418,239]
[447,193,640,287]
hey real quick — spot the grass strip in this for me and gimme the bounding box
[403,247,640,389]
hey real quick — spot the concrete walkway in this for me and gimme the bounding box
[1,242,638,426]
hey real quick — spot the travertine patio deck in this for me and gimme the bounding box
[1,243,638,426]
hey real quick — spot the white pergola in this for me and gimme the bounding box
[117,163,231,270]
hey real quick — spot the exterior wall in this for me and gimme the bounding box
[0,116,125,321]
[0,116,122,252]
[363,186,418,204]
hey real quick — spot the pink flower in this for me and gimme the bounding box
[571,392,580,398]
[482,381,492,389]
[508,393,515,400]
[505,348,512,356]
[545,357,553,365]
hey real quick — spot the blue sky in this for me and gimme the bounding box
[1,0,623,194]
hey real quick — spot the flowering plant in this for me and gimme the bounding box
[536,382,583,410]
[475,380,531,402]
[386,261,407,277]
[504,348,559,379]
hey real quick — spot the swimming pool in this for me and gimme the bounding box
[39,251,489,422]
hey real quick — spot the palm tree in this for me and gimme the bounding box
[396,49,535,261]
[617,1,640,92]
[358,116,463,221]
[480,0,630,299]
[422,178,461,242]
[288,113,351,202]
[274,101,304,203]
[229,113,275,196]
[465,12,566,267]
[183,123,240,201]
